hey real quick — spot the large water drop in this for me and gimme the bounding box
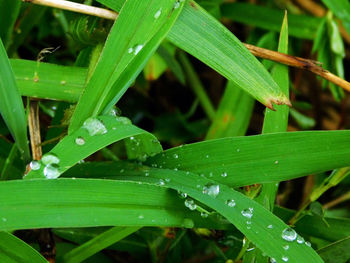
[83,118,107,136]
[281,228,297,242]
[202,184,220,198]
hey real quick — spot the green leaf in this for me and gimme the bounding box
[121,169,323,263]
[69,0,185,133]
[0,39,30,160]
[96,0,290,109]
[206,81,254,139]
[24,115,161,179]
[0,231,47,263]
[221,2,320,39]
[62,226,140,263]
[166,1,289,109]
[321,0,350,35]
[11,59,87,103]
[318,237,350,263]
[0,179,227,231]
[0,0,21,49]
[146,131,350,187]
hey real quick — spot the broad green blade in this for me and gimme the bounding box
[96,0,289,109]
[62,226,140,263]
[221,2,320,40]
[11,59,87,102]
[0,179,227,230]
[166,1,289,109]
[0,0,21,49]
[146,131,350,187]
[0,231,47,263]
[257,12,289,211]
[318,237,350,263]
[24,115,161,179]
[0,39,29,160]
[69,0,185,133]
[321,0,350,34]
[121,169,323,263]
[206,81,254,139]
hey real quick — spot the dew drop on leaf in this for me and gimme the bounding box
[282,256,289,262]
[221,172,228,177]
[184,199,197,210]
[226,199,236,207]
[29,160,41,170]
[267,224,273,229]
[200,212,208,218]
[281,228,297,242]
[173,153,179,159]
[305,241,311,247]
[283,245,289,250]
[83,118,107,136]
[154,8,162,19]
[296,236,305,244]
[43,164,60,179]
[241,208,254,219]
[134,44,144,55]
[202,184,220,198]
[75,136,85,146]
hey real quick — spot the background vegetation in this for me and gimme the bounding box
[1,0,350,262]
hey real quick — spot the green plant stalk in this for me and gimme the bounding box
[289,167,350,225]
[62,226,140,263]
[178,51,216,121]
[255,12,289,211]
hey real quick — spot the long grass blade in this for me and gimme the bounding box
[0,231,47,263]
[0,39,30,160]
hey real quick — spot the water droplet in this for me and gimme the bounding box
[43,164,60,179]
[206,154,209,158]
[83,118,107,136]
[221,172,228,177]
[200,212,208,218]
[158,179,165,186]
[184,199,197,210]
[282,228,297,242]
[283,245,289,250]
[173,153,179,159]
[138,215,144,219]
[128,47,134,53]
[120,169,124,173]
[154,8,162,19]
[174,0,180,9]
[202,184,220,198]
[134,44,144,55]
[226,199,236,207]
[237,149,240,152]
[179,192,187,198]
[282,256,289,262]
[267,224,273,229]
[42,153,60,165]
[29,160,41,170]
[241,208,254,219]
[165,178,171,182]
[270,258,277,263]
[2,217,7,222]
[275,160,279,164]
[305,241,311,247]
[296,236,305,244]
[115,116,131,125]
[145,172,149,177]
[75,136,85,145]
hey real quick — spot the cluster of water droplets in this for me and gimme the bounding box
[34,153,61,179]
